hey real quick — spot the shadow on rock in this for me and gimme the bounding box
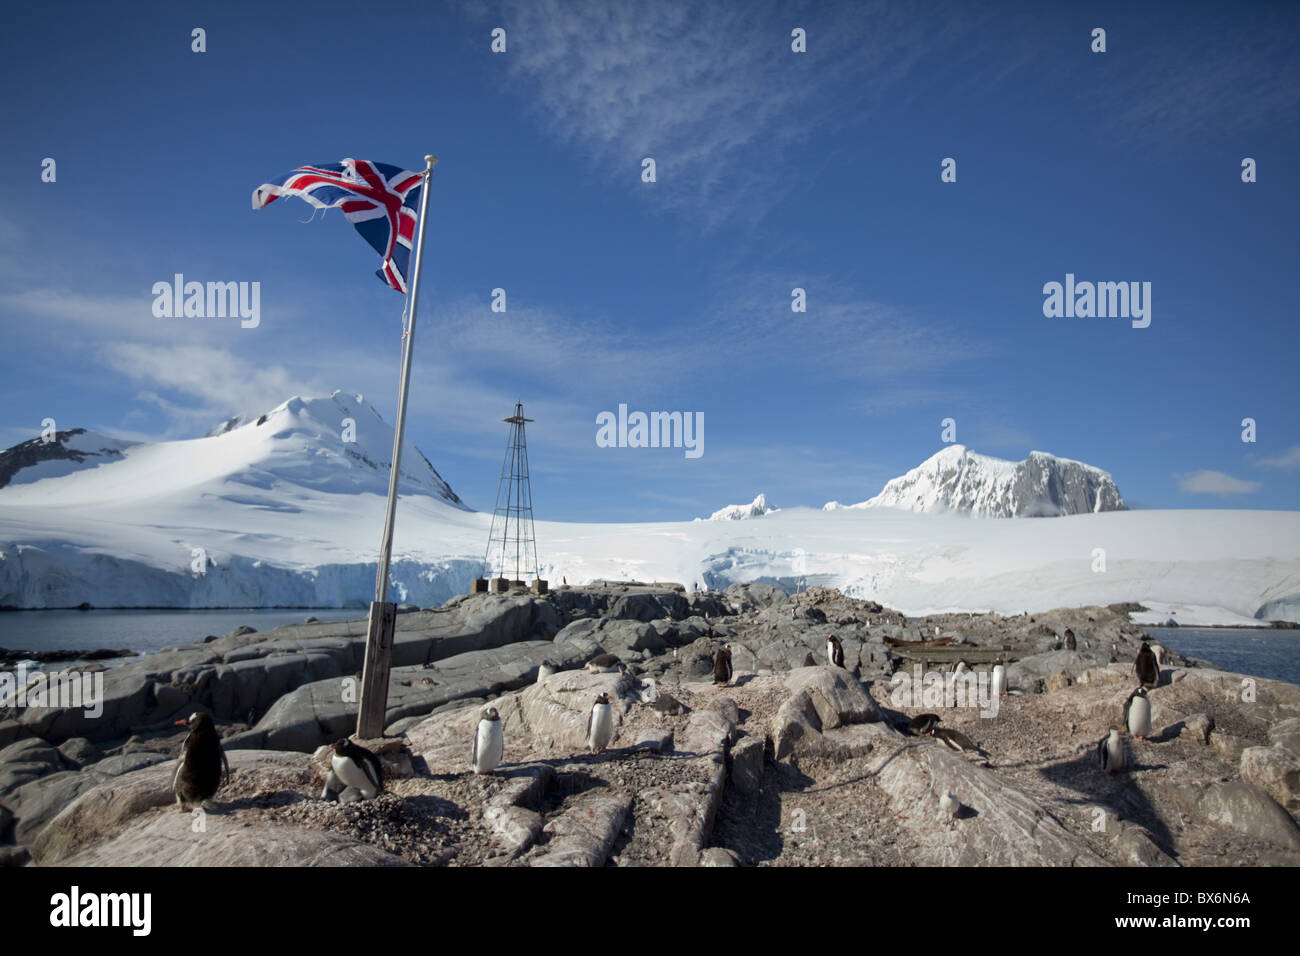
[710,759,815,865]
[1038,750,1176,856]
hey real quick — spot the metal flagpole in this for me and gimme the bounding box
[357,154,438,740]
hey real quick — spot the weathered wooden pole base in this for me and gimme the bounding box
[357,600,397,739]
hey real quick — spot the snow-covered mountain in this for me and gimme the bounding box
[0,391,478,608]
[1,402,1296,624]
[4,391,463,506]
[843,445,1125,517]
[0,429,140,489]
[700,493,776,521]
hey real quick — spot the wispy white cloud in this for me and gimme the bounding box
[463,0,982,228]
[2,288,172,340]
[701,273,992,379]
[1257,445,1300,470]
[99,344,322,435]
[1100,9,1300,142]
[1175,470,1261,496]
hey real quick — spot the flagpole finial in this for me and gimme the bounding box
[425,155,438,167]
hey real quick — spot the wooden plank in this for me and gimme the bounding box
[356,600,397,739]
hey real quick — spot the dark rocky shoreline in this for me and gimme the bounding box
[2,581,1297,867]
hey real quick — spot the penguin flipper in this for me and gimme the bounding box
[362,751,384,793]
[471,732,479,766]
[220,747,231,788]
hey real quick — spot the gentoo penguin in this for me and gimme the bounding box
[908,713,941,736]
[173,712,229,811]
[587,693,614,754]
[827,635,845,668]
[1064,628,1076,651]
[1134,642,1159,688]
[323,738,384,800]
[713,645,733,685]
[537,660,557,682]
[991,660,1007,698]
[472,707,504,774]
[932,727,987,758]
[939,790,960,824]
[1098,727,1127,775]
[586,653,622,673]
[950,659,970,676]
[1124,687,1152,741]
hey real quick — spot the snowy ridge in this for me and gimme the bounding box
[849,444,1125,517]
[0,429,140,489]
[0,391,464,508]
[0,400,1296,623]
[700,493,776,521]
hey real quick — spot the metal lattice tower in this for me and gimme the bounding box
[483,402,539,582]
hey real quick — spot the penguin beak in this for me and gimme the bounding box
[174,719,188,726]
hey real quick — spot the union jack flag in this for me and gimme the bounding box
[252,159,424,293]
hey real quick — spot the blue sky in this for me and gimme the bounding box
[1,0,1297,521]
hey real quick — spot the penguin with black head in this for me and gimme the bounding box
[1124,687,1152,741]
[173,711,230,811]
[1098,726,1127,775]
[587,693,615,754]
[713,644,733,685]
[908,713,941,736]
[322,738,385,801]
[827,635,845,669]
[1135,642,1159,689]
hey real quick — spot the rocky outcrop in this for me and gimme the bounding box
[226,636,601,753]
[1,593,563,748]
[6,586,1300,867]
[1240,745,1300,814]
[32,750,406,866]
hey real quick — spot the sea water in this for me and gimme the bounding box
[0,608,365,664]
[1145,626,1300,686]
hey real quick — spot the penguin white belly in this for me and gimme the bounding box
[1128,695,1151,738]
[474,721,503,773]
[1105,732,1127,772]
[992,665,1006,697]
[826,642,835,666]
[332,753,378,796]
[588,705,613,752]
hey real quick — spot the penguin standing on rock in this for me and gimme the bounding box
[950,659,970,676]
[322,738,384,801]
[173,712,229,811]
[991,660,1007,698]
[713,645,733,685]
[1064,628,1077,651]
[939,790,961,827]
[472,707,504,774]
[587,693,614,754]
[1098,727,1127,775]
[1135,642,1159,689]
[1124,687,1152,741]
[827,635,845,668]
